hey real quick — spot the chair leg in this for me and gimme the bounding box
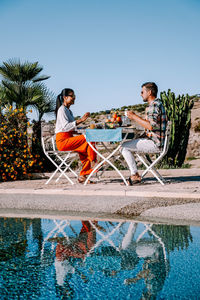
[141,155,165,180]
[55,153,78,180]
[136,153,165,185]
[55,158,78,183]
[44,152,75,185]
[45,169,59,185]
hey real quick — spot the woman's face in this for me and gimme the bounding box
[64,93,76,106]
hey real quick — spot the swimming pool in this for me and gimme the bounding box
[0,217,200,299]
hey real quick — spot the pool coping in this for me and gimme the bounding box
[0,168,200,223]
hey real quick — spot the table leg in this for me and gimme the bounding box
[84,142,128,186]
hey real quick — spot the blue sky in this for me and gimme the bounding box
[0,0,200,120]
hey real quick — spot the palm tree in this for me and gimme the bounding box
[0,59,55,172]
[0,58,50,109]
[33,83,56,122]
[0,84,6,115]
[31,84,56,169]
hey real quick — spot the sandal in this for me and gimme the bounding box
[86,180,95,184]
[78,176,95,184]
[127,174,141,185]
[78,176,87,184]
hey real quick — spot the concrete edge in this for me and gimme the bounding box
[0,188,200,199]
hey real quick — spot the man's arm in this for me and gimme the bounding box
[126,111,152,131]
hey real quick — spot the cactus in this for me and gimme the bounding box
[160,89,194,167]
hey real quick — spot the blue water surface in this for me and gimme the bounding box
[0,217,200,299]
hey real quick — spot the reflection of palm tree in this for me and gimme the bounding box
[151,224,193,252]
[0,217,31,261]
[32,219,43,252]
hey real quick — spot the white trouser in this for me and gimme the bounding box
[121,138,159,175]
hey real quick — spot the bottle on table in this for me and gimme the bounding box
[123,109,131,126]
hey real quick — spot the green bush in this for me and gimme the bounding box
[0,106,42,181]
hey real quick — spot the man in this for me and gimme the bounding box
[121,82,167,185]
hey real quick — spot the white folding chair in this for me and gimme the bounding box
[136,223,167,262]
[41,135,78,185]
[85,221,124,258]
[136,121,171,185]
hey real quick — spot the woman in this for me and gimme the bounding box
[55,88,96,183]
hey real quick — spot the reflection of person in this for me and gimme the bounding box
[120,222,139,271]
[55,88,97,184]
[54,221,96,287]
[121,82,167,185]
[56,221,96,261]
[124,242,167,299]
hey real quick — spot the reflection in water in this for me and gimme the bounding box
[0,217,199,299]
[152,224,193,252]
[124,224,168,299]
[0,218,31,261]
[52,221,97,298]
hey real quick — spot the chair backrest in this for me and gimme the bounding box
[162,121,171,154]
[41,122,56,153]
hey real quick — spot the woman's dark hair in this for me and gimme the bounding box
[55,88,74,117]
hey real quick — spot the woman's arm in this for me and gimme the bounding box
[76,112,90,126]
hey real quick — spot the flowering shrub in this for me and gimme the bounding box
[0,106,43,181]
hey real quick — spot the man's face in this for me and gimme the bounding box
[141,86,150,102]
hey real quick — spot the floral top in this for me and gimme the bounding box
[145,99,167,148]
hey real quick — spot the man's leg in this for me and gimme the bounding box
[121,138,159,181]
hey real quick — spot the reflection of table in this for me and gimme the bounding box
[83,127,135,186]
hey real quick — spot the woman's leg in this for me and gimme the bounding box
[56,134,96,176]
[78,152,93,176]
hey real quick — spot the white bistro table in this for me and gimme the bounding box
[82,127,135,186]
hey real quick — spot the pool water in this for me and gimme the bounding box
[0,217,200,299]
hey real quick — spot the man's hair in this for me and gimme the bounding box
[141,82,158,97]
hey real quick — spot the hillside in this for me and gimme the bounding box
[43,99,200,162]
[187,99,200,158]
[85,99,200,160]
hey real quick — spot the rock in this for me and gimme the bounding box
[186,100,200,158]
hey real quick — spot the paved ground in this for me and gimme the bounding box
[0,166,200,224]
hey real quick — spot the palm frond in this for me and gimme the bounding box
[0,58,52,112]
[32,75,51,82]
[0,58,49,83]
[33,84,56,121]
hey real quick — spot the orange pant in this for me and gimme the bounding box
[56,221,96,260]
[56,132,97,176]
